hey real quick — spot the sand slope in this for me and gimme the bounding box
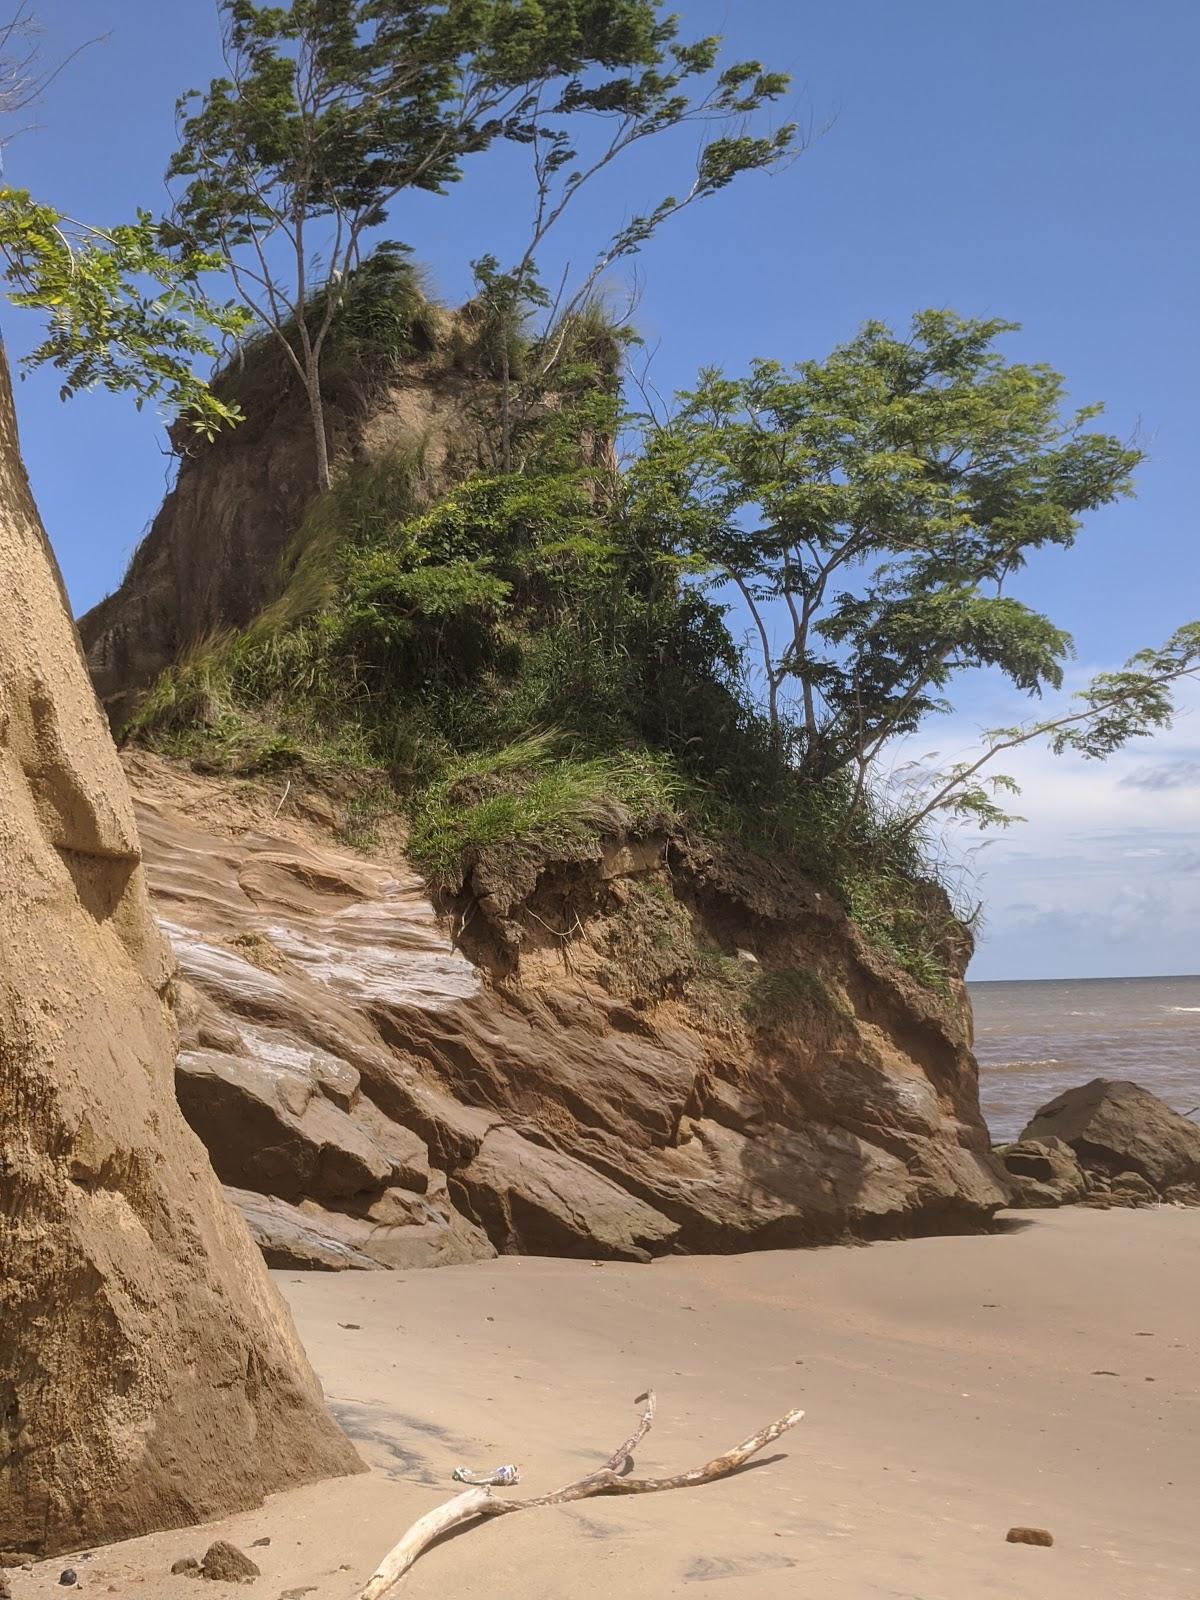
[12,1208,1198,1599]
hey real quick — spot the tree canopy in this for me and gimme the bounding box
[168,0,794,486]
[628,311,1199,830]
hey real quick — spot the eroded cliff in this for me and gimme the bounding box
[73,263,1007,1263]
[124,753,1006,1268]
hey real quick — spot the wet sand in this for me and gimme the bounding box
[12,1207,1199,1599]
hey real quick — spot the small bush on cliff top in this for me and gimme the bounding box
[408,736,683,887]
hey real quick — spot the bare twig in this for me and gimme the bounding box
[357,1392,803,1598]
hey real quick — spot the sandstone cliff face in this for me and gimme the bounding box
[121,754,1007,1271]
[0,348,360,1558]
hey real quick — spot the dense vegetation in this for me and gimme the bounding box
[116,264,1052,986]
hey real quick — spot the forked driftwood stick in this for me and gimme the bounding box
[358,1392,803,1599]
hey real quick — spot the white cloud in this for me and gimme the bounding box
[889,675,1200,979]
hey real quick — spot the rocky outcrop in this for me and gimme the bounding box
[120,753,1007,1267]
[0,347,360,1559]
[1013,1079,1200,1207]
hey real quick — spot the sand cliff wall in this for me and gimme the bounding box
[0,345,360,1558]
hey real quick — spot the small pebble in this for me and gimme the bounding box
[250,1538,271,1549]
[171,1556,201,1575]
[58,1571,78,1587]
[1006,1527,1054,1547]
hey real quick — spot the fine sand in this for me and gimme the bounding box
[13,1208,1198,1599]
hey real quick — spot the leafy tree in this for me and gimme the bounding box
[0,11,249,435]
[168,0,794,488]
[0,190,249,434]
[464,34,794,470]
[631,310,1200,832]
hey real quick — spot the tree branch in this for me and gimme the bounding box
[358,1392,803,1599]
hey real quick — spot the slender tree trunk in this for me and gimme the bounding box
[500,327,513,474]
[306,352,331,492]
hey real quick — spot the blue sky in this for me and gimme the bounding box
[2,0,1197,980]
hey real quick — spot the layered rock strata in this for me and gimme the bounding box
[122,754,1007,1270]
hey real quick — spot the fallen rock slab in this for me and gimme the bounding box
[227,1188,383,1271]
[228,1183,495,1271]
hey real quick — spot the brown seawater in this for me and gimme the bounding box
[969,974,1200,1141]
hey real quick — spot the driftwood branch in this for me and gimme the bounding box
[358,1391,803,1599]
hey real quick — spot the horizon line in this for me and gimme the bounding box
[969,971,1200,985]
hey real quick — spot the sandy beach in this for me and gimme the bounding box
[11,1208,1198,1600]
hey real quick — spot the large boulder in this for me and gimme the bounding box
[1021,1079,1200,1199]
[0,348,360,1559]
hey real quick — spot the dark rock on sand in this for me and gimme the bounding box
[171,1556,201,1574]
[1006,1527,1054,1547]
[995,1137,1087,1208]
[200,1541,261,1582]
[1021,1079,1200,1199]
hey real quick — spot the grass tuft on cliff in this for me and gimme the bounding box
[408,736,683,888]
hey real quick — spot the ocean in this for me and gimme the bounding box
[969,974,1200,1142]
